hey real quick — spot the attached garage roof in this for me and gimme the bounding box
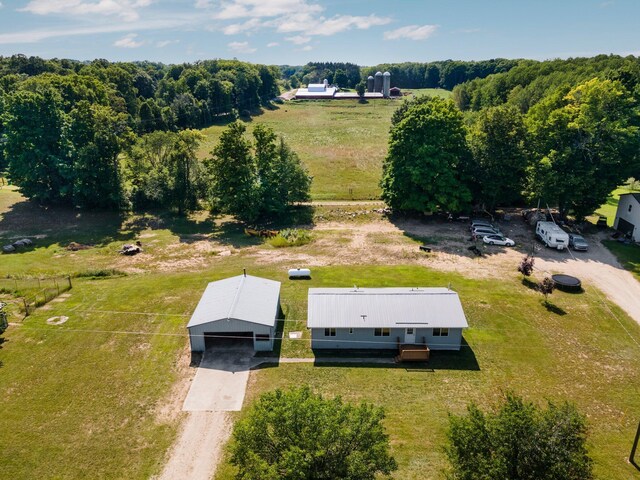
[308,287,468,329]
[187,274,280,329]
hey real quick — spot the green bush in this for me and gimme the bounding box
[73,269,127,279]
[267,228,312,248]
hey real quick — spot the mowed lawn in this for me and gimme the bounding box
[197,89,452,201]
[3,188,640,479]
[216,265,640,480]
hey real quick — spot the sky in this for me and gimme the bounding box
[0,0,639,66]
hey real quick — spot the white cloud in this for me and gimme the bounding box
[301,45,312,51]
[228,41,256,53]
[267,42,279,47]
[194,0,212,7]
[0,17,188,44]
[20,0,154,22]
[214,0,323,20]
[285,35,310,45]
[384,24,438,41]
[156,39,179,47]
[114,33,144,48]
[223,18,263,35]
[274,13,390,36]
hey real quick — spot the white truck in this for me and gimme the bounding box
[536,221,569,250]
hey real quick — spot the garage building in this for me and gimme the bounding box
[187,273,281,352]
[614,193,640,242]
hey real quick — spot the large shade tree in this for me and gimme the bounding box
[381,96,472,213]
[468,104,529,210]
[525,77,640,219]
[230,386,397,480]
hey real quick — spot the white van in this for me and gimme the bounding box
[536,221,569,250]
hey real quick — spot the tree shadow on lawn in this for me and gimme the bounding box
[0,198,132,250]
[390,212,517,260]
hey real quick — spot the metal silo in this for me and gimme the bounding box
[383,71,391,97]
[374,71,383,93]
[367,75,374,92]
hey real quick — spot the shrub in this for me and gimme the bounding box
[267,228,312,248]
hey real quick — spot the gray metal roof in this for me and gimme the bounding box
[187,274,280,329]
[308,287,468,329]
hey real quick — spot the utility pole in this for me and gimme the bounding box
[630,421,640,468]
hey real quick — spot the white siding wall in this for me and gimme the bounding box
[188,319,273,352]
[614,195,640,242]
[311,327,464,350]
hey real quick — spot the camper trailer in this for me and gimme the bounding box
[536,221,569,250]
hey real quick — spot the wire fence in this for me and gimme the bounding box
[0,276,72,318]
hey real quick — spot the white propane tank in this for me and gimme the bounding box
[288,268,311,279]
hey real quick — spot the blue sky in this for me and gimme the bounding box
[0,0,638,65]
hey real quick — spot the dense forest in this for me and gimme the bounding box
[0,54,291,217]
[382,55,640,219]
[3,53,640,221]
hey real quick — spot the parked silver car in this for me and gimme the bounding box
[568,234,588,251]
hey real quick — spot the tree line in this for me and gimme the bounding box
[382,75,640,220]
[0,55,314,220]
[280,59,519,91]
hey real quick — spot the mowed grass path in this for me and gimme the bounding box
[198,89,451,201]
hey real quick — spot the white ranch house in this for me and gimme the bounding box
[307,287,468,351]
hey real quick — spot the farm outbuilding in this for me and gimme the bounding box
[614,193,640,242]
[308,287,468,351]
[187,273,281,352]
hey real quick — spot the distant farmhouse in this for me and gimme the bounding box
[308,287,468,351]
[614,193,640,242]
[295,71,399,100]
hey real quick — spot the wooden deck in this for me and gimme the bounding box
[395,343,430,362]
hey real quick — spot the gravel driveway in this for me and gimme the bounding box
[156,346,256,480]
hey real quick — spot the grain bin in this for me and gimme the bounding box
[374,71,383,92]
[383,71,391,97]
[367,75,374,92]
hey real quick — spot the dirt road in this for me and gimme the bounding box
[155,411,231,480]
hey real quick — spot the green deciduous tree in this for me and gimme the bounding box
[445,392,593,480]
[381,96,472,213]
[125,129,205,213]
[525,78,640,219]
[4,88,72,204]
[468,104,529,210]
[68,101,132,209]
[231,386,397,480]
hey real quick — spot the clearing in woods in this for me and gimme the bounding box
[197,89,452,201]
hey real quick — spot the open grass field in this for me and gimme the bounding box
[197,89,452,201]
[3,179,640,479]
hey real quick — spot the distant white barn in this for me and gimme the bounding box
[614,193,640,242]
[187,274,281,352]
[295,83,337,99]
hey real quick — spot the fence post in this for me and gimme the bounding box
[55,280,59,296]
[68,276,72,289]
[38,278,41,289]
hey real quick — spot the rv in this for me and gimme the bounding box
[536,221,569,250]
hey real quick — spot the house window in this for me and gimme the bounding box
[406,328,414,334]
[433,328,449,337]
[255,334,270,342]
[324,328,336,337]
[349,328,354,334]
[374,328,390,337]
